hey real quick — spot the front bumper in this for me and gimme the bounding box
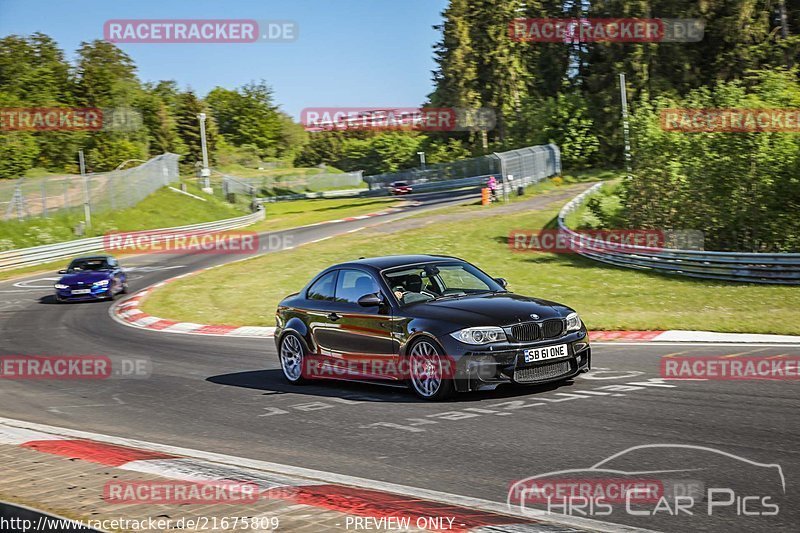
[55,287,112,301]
[440,330,591,392]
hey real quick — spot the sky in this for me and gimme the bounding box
[0,0,448,119]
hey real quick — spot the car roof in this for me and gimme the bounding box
[70,255,115,262]
[333,254,461,271]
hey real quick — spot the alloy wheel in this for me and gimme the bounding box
[409,340,443,398]
[280,334,304,382]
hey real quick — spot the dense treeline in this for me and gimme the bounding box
[621,70,800,252]
[0,34,304,177]
[427,0,800,166]
[0,33,473,178]
[425,0,799,251]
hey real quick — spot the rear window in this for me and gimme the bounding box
[306,271,337,301]
[68,259,110,272]
[334,269,380,304]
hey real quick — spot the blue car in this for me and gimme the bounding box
[54,255,128,302]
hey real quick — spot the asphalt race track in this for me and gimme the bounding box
[1,189,798,532]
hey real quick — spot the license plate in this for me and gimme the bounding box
[71,289,91,295]
[523,344,568,363]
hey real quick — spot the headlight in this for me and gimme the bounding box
[92,279,110,287]
[565,312,582,332]
[450,326,507,345]
[54,283,69,290]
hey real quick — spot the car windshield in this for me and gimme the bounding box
[382,262,504,305]
[67,259,111,272]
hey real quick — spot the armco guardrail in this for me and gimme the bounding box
[0,209,265,272]
[558,183,800,284]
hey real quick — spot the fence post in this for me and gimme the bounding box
[41,180,48,218]
[82,176,92,230]
[78,150,91,230]
[109,173,115,210]
[12,181,25,220]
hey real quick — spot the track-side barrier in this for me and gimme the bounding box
[0,210,265,272]
[558,184,800,284]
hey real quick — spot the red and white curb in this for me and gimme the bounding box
[113,293,800,346]
[111,276,276,338]
[108,199,800,344]
[108,202,427,338]
[0,417,648,533]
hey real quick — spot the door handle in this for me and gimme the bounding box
[327,312,341,321]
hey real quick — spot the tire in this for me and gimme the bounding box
[407,338,455,401]
[279,332,307,384]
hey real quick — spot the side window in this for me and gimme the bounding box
[307,271,337,301]
[334,269,380,304]
[107,257,118,267]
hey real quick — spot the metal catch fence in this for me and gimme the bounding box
[0,154,181,221]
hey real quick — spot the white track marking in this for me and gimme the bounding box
[0,417,652,533]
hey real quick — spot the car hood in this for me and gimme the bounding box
[58,271,112,285]
[407,292,572,326]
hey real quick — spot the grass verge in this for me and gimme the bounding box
[142,180,800,334]
[0,186,401,282]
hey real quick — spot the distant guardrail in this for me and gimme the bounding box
[245,143,561,203]
[0,210,265,272]
[558,183,800,284]
[256,175,495,204]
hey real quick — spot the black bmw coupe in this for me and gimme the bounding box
[274,255,590,400]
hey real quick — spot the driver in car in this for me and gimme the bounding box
[393,274,433,304]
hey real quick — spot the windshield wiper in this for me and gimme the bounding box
[430,292,468,301]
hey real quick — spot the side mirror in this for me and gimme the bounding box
[357,293,383,307]
[494,277,508,289]
[58,269,67,274]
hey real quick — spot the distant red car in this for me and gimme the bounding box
[390,181,413,195]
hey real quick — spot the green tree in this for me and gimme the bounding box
[623,70,800,252]
[85,135,146,172]
[0,133,38,178]
[294,131,346,168]
[74,40,138,107]
[136,89,184,156]
[206,81,283,158]
[421,137,472,164]
[175,90,218,167]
